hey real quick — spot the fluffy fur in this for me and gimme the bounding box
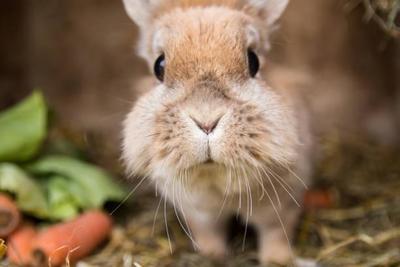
[122,1,312,264]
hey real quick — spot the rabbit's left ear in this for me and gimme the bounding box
[243,0,289,26]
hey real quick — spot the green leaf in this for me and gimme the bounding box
[28,156,125,209]
[44,176,81,220]
[0,163,48,218]
[0,91,47,162]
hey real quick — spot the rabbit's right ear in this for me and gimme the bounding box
[122,0,161,28]
[243,0,289,26]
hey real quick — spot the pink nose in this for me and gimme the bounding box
[191,117,221,134]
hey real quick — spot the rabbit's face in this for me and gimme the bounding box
[123,6,299,183]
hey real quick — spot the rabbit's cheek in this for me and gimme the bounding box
[152,115,210,169]
[209,106,274,166]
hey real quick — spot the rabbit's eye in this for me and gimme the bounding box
[154,54,165,82]
[247,50,259,77]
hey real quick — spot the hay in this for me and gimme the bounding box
[362,0,400,37]
[297,136,400,266]
[76,137,400,267]
[2,136,399,267]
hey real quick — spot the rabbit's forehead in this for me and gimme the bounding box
[157,7,252,82]
[160,8,249,52]
[158,7,248,33]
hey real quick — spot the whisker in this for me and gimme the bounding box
[172,177,198,248]
[262,182,296,263]
[152,193,163,235]
[177,178,198,250]
[260,167,282,209]
[247,161,267,201]
[266,168,300,208]
[244,167,253,217]
[241,165,253,251]
[163,181,173,254]
[268,168,296,194]
[182,168,192,201]
[155,180,159,197]
[146,132,160,138]
[109,175,148,215]
[239,165,248,250]
[235,161,242,217]
[278,161,308,189]
[217,167,231,220]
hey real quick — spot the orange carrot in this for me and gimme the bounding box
[7,224,37,265]
[33,210,112,266]
[0,194,21,237]
[303,189,334,211]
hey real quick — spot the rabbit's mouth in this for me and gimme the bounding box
[202,158,215,164]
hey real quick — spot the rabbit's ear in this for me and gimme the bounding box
[243,0,289,26]
[122,0,161,28]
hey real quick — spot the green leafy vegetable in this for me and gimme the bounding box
[0,163,48,217]
[45,176,83,220]
[0,92,125,221]
[28,156,125,209]
[0,91,47,162]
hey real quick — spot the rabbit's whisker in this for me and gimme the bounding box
[109,175,148,215]
[234,160,242,217]
[162,179,173,254]
[266,167,300,208]
[177,173,197,250]
[217,167,231,221]
[146,132,160,138]
[241,165,253,251]
[262,178,295,263]
[152,192,163,235]
[245,155,267,201]
[276,161,308,190]
[260,166,282,209]
[269,167,296,194]
[172,177,198,248]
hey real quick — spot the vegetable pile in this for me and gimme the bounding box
[0,92,125,266]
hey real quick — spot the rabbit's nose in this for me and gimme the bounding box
[191,116,221,134]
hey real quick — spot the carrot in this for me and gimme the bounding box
[0,194,21,237]
[303,189,334,211]
[7,224,37,265]
[33,210,112,266]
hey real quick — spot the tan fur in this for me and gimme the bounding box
[122,1,311,265]
[154,0,285,26]
[159,9,251,86]
[156,0,242,14]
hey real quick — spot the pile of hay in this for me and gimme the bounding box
[297,137,400,266]
[76,137,400,267]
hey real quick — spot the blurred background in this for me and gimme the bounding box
[1,0,400,266]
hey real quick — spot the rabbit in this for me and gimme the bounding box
[121,0,313,265]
